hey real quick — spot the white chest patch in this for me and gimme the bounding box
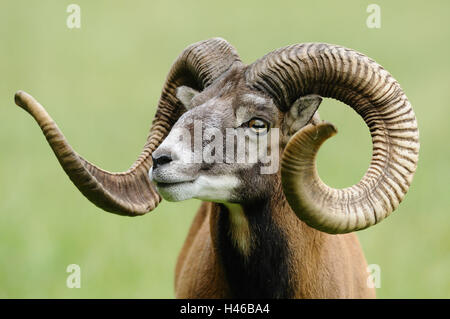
[224,203,252,257]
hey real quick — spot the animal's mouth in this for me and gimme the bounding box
[156,181,191,187]
[153,178,199,202]
[153,178,197,188]
[150,165,198,188]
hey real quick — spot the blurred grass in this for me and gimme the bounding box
[0,0,449,298]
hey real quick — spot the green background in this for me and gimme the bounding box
[1,0,449,298]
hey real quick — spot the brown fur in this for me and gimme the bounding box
[174,199,375,298]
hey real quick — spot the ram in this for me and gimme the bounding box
[14,38,419,298]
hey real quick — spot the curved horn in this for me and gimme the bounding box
[246,43,419,233]
[15,38,241,216]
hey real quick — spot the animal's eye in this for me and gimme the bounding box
[248,118,270,135]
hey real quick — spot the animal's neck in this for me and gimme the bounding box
[211,193,297,298]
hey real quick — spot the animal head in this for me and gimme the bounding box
[150,66,320,204]
[15,38,419,234]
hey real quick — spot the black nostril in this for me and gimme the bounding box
[152,154,172,169]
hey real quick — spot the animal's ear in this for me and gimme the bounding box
[176,86,200,110]
[282,94,322,137]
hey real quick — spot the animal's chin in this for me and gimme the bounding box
[154,174,241,203]
[155,179,197,202]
